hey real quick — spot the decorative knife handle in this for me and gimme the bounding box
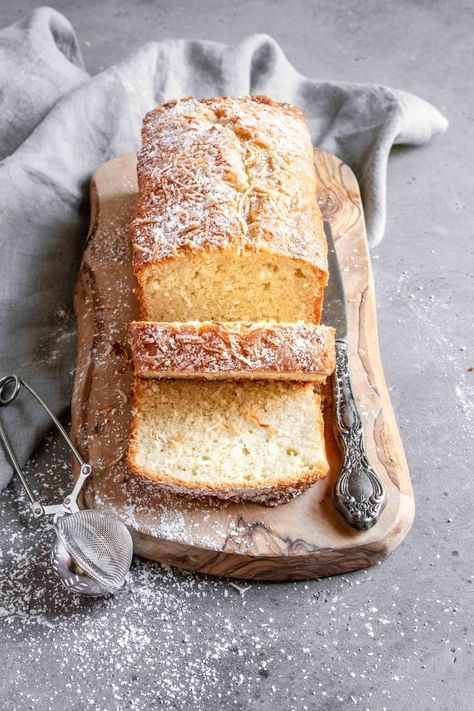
[332,340,386,530]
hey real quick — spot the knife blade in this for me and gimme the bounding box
[322,221,347,340]
[322,221,386,531]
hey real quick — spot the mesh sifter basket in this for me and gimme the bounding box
[55,510,133,593]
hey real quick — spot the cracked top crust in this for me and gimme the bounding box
[130,95,327,274]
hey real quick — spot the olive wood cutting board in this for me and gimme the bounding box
[71,148,414,581]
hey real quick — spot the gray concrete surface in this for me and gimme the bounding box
[1,1,473,710]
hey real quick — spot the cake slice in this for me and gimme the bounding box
[128,379,329,505]
[130,321,335,382]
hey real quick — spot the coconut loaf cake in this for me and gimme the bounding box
[130,321,335,382]
[127,96,331,505]
[128,379,329,505]
[130,95,328,323]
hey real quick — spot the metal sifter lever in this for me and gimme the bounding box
[0,374,133,596]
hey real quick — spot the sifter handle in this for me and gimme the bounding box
[0,374,90,517]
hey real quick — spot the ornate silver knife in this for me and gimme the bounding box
[322,222,386,530]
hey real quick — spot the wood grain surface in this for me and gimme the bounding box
[71,148,414,581]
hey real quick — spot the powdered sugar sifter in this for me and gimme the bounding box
[0,374,133,596]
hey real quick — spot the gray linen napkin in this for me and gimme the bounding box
[0,7,448,489]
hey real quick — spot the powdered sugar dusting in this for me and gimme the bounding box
[131,95,327,268]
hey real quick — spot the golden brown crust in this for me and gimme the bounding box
[130,95,328,311]
[130,321,335,382]
[127,383,328,505]
[128,462,326,506]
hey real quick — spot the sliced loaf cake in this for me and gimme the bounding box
[130,95,328,324]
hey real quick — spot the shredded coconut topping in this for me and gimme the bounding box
[131,96,327,269]
[131,321,335,377]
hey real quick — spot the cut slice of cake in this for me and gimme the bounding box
[130,321,335,382]
[128,379,329,505]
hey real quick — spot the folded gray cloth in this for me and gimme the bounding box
[0,7,448,489]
